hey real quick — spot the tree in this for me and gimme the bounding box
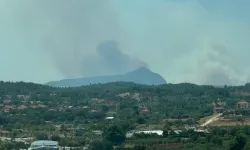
[163,129,168,137]
[120,121,135,132]
[89,140,113,150]
[163,123,172,138]
[211,136,223,146]
[60,124,67,132]
[51,135,60,142]
[230,135,246,150]
[102,105,110,112]
[133,145,146,150]
[35,133,49,140]
[104,125,126,145]
[0,143,12,150]
[244,142,250,150]
[136,117,146,124]
[11,131,17,141]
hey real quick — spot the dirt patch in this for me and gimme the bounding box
[209,117,250,126]
[199,114,215,124]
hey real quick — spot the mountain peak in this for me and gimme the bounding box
[136,66,151,72]
[46,67,166,87]
[129,67,151,74]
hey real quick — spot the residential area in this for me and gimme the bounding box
[1,82,250,149]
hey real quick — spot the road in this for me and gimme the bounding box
[201,113,222,127]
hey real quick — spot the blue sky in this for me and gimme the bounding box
[0,0,250,85]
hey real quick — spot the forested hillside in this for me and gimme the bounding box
[0,81,248,126]
[0,81,250,149]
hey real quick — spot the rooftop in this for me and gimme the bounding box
[31,140,58,146]
[106,117,114,120]
[213,107,225,109]
[237,101,249,104]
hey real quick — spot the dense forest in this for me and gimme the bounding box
[1,81,250,149]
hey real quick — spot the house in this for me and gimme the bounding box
[18,105,27,109]
[213,107,225,113]
[142,108,149,112]
[139,105,149,113]
[185,125,196,130]
[5,95,12,99]
[105,117,114,120]
[237,101,249,110]
[49,108,57,111]
[4,108,9,113]
[92,130,102,135]
[194,129,209,134]
[45,121,53,124]
[4,105,15,109]
[217,101,227,107]
[89,110,99,113]
[17,94,29,99]
[38,104,47,108]
[3,100,10,104]
[151,143,184,149]
[0,130,9,134]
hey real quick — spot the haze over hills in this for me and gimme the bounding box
[46,67,166,87]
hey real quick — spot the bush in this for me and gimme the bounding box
[35,133,48,140]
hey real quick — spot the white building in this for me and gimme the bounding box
[126,130,163,138]
[28,140,59,150]
[105,117,114,120]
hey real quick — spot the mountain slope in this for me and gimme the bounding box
[46,67,166,87]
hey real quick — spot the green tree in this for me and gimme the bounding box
[51,135,60,142]
[0,143,12,150]
[133,145,146,150]
[163,129,168,137]
[211,136,223,146]
[35,133,49,140]
[104,125,126,145]
[230,135,246,150]
[89,140,113,150]
[136,117,146,124]
[244,142,250,150]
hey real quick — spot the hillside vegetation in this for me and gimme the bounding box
[1,81,250,149]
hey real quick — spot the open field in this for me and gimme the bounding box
[209,116,250,126]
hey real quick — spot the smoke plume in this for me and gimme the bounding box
[0,0,250,85]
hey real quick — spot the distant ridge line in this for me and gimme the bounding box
[46,67,166,87]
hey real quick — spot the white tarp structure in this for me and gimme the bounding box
[126,130,163,138]
[28,140,59,150]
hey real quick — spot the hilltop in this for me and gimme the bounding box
[45,67,166,87]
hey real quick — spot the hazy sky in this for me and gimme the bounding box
[0,0,250,85]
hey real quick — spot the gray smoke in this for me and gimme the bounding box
[0,0,250,85]
[23,0,147,78]
[80,41,147,77]
[189,42,242,86]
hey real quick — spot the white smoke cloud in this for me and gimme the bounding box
[0,0,250,85]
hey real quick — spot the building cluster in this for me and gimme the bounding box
[212,99,250,115]
[236,101,249,110]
